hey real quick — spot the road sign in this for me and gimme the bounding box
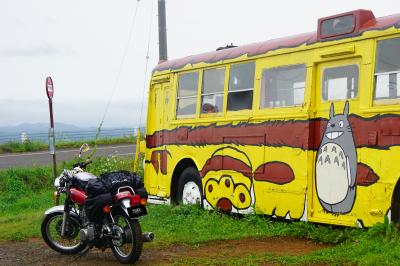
[46,76,54,99]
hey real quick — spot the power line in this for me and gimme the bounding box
[89,0,141,159]
[138,0,155,128]
[100,0,141,130]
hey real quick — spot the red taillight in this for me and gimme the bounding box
[130,195,140,206]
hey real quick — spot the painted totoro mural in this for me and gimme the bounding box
[316,101,357,214]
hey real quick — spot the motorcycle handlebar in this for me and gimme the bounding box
[73,160,93,169]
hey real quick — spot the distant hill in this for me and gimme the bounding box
[0,123,96,134]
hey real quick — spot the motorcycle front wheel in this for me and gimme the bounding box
[110,213,143,264]
[41,212,87,254]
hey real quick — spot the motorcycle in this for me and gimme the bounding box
[41,144,153,264]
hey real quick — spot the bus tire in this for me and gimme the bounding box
[391,184,400,224]
[176,167,203,206]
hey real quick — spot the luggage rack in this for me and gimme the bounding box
[117,186,135,195]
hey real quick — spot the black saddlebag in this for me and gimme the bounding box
[84,171,144,222]
[99,171,143,195]
[84,192,112,223]
[85,178,109,197]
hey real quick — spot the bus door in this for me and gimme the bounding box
[146,81,170,198]
[309,57,362,226]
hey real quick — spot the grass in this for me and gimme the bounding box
[0,156,134,241]
[141,206,400,265]
[1,160,400,265]
[0,136,136,154]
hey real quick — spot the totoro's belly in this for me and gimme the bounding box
[316,143,349,205]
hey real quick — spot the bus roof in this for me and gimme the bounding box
[153,12,400,73]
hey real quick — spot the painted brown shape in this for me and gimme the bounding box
[151,151,159,174]
[150,150,170,175]
[200,155,252,178]
[159,150,169,175]
[254,162,295,185]
[216,198,232,212]
[356,163,379,186]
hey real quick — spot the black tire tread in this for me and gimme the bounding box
[41,212,86,255]
[111,215,143,264]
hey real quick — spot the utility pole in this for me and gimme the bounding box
[46,77,57,178]
[158,0,168,62]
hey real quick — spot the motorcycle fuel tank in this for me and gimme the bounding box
[70,188,87,205]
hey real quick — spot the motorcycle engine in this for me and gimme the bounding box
[79,208,95,243]
[79,224,95,243]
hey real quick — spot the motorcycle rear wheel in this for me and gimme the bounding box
[41,212,87,254]
[110,213,143,264]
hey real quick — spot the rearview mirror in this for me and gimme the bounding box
[79,143,90,158]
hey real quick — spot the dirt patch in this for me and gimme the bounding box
[0,237,331,265]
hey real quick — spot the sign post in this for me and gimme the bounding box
[46,77,57,178]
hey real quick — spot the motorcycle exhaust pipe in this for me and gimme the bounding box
[142,232,155,242]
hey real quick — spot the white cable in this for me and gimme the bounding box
[89,0,141,159]
[100,0,141,129]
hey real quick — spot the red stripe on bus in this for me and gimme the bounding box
[146,115,400,151]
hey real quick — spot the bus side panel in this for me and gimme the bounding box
[144,77,173,199]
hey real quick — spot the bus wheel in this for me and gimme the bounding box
[177,167,202,205]
[391,185,400,224]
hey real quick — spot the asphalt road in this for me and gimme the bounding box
[0,144,136,169]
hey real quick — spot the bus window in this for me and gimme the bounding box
[227,62,255,111]
[260,64,306,108]
[322,65,359,100]
[201,67,225,114]
[374,37,400,101]
[176,71,199,118]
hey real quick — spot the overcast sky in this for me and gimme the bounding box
[0,0,398,128]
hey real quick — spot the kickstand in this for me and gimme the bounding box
[70,246,90,262]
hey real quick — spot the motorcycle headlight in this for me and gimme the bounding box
[54,175,62,187]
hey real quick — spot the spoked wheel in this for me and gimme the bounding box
[111,213,143,264]
[41,212,87,254]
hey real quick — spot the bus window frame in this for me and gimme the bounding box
[174,70,201,120]
[372,35,400,107]
[199,66,227,118]
[225,61,256,116]
[253,53,312,120]
[259,64,308,109]
[321,64,360,102]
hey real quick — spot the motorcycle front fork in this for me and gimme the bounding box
[61,199,73,237]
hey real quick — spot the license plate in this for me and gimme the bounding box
[127,205,147,218]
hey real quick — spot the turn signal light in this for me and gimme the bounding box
[53,191,58,199]
[140,198,148,206]
[103,205,111,213]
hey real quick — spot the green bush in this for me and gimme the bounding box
[0,141,47,153]
[0,136,136,154]
[0,156,134,212]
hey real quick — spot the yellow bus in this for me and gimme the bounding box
[144,9,400,227]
